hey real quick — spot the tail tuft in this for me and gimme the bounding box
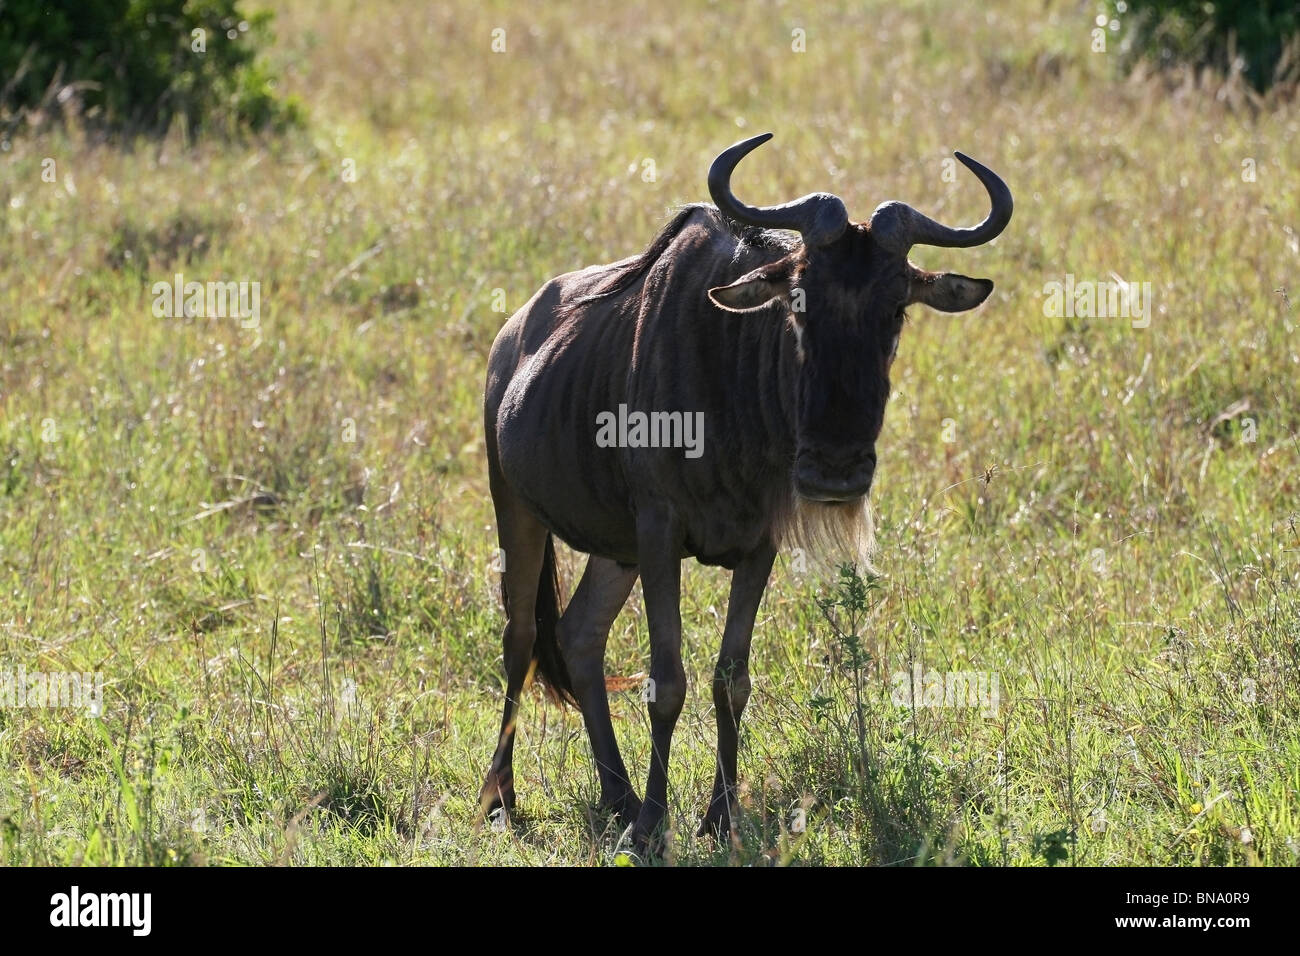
[528,534,576,706]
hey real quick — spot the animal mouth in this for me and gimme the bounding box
[795,485,870,503]
[793,475,873,502]
[793,454,875,502]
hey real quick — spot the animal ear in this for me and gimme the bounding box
[708,264,793,313]
[907,271,994,313]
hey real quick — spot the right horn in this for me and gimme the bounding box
[869,152,1013,255]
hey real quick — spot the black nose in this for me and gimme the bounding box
[794,449,876,502]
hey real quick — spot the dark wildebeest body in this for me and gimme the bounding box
[481,134,1012,848]
[494,211,799,567]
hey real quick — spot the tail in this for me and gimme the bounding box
[503,533,576,706]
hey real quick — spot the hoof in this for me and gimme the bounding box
[631,810,669,858]
[601,790,643,827]
[696,803,736,842]
[477,771,515,822]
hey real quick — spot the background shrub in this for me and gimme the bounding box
[0,0,300,135]
[1107,0,1300,92]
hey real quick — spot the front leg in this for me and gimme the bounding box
[698,543,776,841]
[630,506,686,853]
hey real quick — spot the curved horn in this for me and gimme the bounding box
[708,133,849,247]
[869,151,1013,254]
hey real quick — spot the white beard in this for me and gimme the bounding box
[778,494,878,578]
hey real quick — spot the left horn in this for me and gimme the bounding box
[708,133,850,248]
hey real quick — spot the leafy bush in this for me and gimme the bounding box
[0,0,300,135]
[1106,0,1300,92]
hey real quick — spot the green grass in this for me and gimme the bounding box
[1,0,1297,866]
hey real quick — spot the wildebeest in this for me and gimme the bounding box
[480,133,1011,848]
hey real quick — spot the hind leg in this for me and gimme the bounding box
[557,555,641,824]
[478,489,549,821]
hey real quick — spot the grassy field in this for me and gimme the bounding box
[1,0,1298,866]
